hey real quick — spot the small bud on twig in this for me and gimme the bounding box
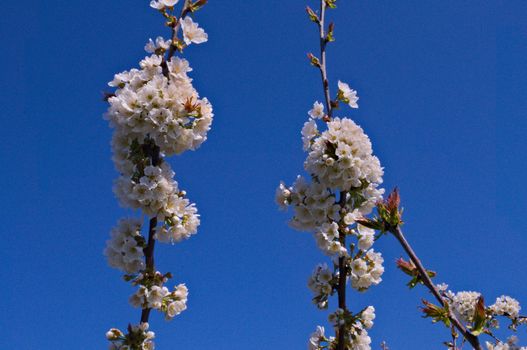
[326,22,335,42]
[307,53,321,68]
[306,6,320,23]
[396,257,436,288]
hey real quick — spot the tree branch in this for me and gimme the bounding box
[314,1,346,348]
[140,143,161,324]
[390,226,482,350]
[317,0,333,118]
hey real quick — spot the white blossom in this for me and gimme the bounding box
[361,306,376,329]
[304,118,383,191]
[356,225,375,251]
[308,326,326,350]
[302,119,319,151]
[150,0,179,10]
[106,55,213,156]
[337,80,359,109]
[490,295,521,318]
[308,101,325,119]
[104,218,145,274]
[308,263,334,309]
[181,17,208,45]
[145,36,171,53]
[350,249,384,291]
[451,291,481,323]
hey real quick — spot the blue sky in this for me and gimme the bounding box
[1,1,526,349]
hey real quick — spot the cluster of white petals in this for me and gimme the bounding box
[307,263,334,309]
[276,177,339,231]
[328,308,373,350]
[105,218,145,274]
[181,17,208,45]
[105,3,211,346]
[337,81,359,109]
[361,306,376,329]
[130,282,188,319]
[450,291,481,323]
[106,54,213,156]
[490,295,521,318]
[314,222,347,257]
[107,322,155,350]
[304,117,383,191]
[278,80,383,350]
[350,249,384,291]
[150,0,179,10]
[308,326,332,350]
[486,337,527,350]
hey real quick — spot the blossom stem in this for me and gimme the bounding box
[317,0,333,118]
[140,144,161,324]
[337,192,347,350]
[390,226,482,350]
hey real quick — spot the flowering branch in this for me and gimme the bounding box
[278,2,383,350]
[359,189,527,349]
[103,0,211,348]
[310,1,349,347]
[392,225,481,349]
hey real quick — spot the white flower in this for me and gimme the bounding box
[490,295,521,318]
[181,17,208,45]
[308,326,325,350]
[337,80,359,108]
[150,0,179,10]
[451,291,481,323]
[167,300,187,318]
[275,182,291,210]
[357,225,375,251]
[304,118,383,191]
[343,209,361,225]
[301,119,319,151]
[308,101,325,119]
[145,36,171,53]
[361,306,376,329]
[104,218,145,273]
[350,250,384,291]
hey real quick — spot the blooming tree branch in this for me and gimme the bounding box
[278,1,383,349]
[103,1,211,349]
[359,189,527,349]
[278,1,527,350]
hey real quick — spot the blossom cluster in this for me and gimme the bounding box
[105,218,145,274]
[486,336,527,350]
[104,1,210,348]
[106,322,155,350]
[127,270,189,320]
[308,263,335,309]
[277,77,384,349]
[433,287,527,347]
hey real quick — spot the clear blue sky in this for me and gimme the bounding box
[1,1,525,349]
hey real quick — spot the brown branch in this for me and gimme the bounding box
[390,226,482,350]
[313,1,345,348]
[317,0,333,119]
[140,143,161,324]
[337,192,347,350]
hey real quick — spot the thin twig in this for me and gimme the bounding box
[317,0,333,118]
[140,143,161,323]
[313,1,347,348]
[391,226,482,350]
